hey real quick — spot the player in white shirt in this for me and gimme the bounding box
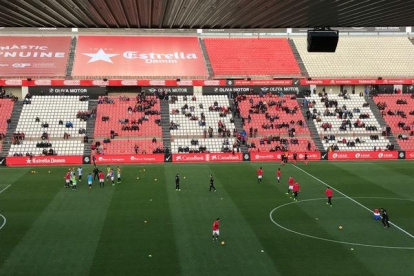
[77,166,83,182]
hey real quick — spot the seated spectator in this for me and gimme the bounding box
[65,121,73,128]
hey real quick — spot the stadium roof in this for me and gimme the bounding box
[0,0,413,29]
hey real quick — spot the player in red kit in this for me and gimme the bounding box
[64,170,71,188]
[98,171,105,188]
[286,176,294,194]
[212,218,220,242]
[325,187,333,206]
[257,167,263,183]
[293,182,300,201]
[277,168,281,183]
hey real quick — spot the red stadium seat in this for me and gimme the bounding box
[204,38,301,77]
[0,99,14,153]
[374,95,414,150]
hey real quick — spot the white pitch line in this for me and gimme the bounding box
[0,214,6,230]
[293,165,414,240]
[0,184,11,195]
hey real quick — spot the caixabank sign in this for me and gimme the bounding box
[172,153,243,163]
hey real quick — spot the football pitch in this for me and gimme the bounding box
[0,161,414,276]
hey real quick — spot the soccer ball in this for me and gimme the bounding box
[144,220,147,224]
[220,241,225,246]
[339,226,343,230]
[143,169,146,172]
[48,171,51,174]
[137,177,140,179]
[154,178,157,181]
[184,176,186,179]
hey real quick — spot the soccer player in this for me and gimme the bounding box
[71,174,77,190]
[381,208,390,228]
[209,174,216,192]
[293,181,300,201]
[98,171,105,188]
[93,166,99,181]
[77,166,83,182]
[69,168,74,186]
[292,152,297,165]
[175,174,180,191]
[325,187,333,206]
[87,173,93,190]
[283,151,289,164]
[257,167,263,183]
[304,153,308,165]
[110,168,115,186]
[277,168,281,183]
[106,165,111,181]
[286,176,294,194]
[64,170,71,188]
[212,218,220,242]
[117,166,121,183]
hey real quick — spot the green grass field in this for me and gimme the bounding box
[0,161,414,276]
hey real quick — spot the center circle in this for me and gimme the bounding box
[269,197,414,250]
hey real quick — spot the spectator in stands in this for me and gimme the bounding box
[152,137,157,143]
[307,141,311,151]
[208,127,213,138]
[65,121,73,128]
[7,118,11,129]
[41,132,49,140]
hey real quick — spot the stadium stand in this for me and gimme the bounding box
[305,93,392,151]
[246,137,314,153]
[91,139,164,155]
[203,38,301,78]
[169,95,238,153]
[238,95,311,136]
[94,96,162,138]
[0,98,14,153]
[235,94,316,152]
[374,94,414,150]
[171,138,236,153]
[293,36,414,78]
[9,96,87,156]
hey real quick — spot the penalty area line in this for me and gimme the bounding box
[293,165,414,240]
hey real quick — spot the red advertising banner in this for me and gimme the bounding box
[300,79,414,85]
[6,155,82,167]
[404,151,414,160]
[250,151,320,161]
[0,37,71,77]
[234,80,293,86]
[328,151,398,161]
[173,153,243,163]
[72,36,208,78]
[93,154,164,164]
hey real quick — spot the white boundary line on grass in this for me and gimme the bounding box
[269,197,414,250]
[0,185,10,231]
[293,165,414,240]
[0,184,11,195]
[0,214,6,230]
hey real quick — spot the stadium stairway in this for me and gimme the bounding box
[160,100,172,152]
[83,100,98,157]
[289,38,308,77]
[366,97,401,151]
[298,99,325,152]
[0,101,24,158]
[229,100,249,154]
[65,36,77,77]
[199,38,214,77]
